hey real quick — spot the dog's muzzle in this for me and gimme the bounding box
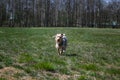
[57,39,60,42]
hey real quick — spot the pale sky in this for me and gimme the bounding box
[105,0,111,3]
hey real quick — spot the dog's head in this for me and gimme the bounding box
[55,34,62,43]
[53,33,65,44]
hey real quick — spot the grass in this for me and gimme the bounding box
[0,27,120,80]
[0,78,7,80]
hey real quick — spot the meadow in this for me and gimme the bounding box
[0,27,120,80]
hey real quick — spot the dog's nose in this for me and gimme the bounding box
[57,39,60,42]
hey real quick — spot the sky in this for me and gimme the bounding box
[105,0,111,3]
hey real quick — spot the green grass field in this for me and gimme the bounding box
[0,27,120,80]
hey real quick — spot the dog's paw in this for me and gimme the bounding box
[63,50,65,53]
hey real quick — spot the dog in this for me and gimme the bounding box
[53,33,67,55]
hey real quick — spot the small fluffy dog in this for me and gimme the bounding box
[53,33,67,55]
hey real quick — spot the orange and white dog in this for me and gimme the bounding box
[53,34,67,55]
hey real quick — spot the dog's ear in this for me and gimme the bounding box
[63,34,65,36]
[61,34,65,36]
[52,34,57,38]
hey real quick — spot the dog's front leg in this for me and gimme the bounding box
[60,48,63,55]
[57,48,61,55]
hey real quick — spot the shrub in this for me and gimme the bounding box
[19,53,34,63]
[33,62,56,72]
[0,78,7,80]
[80,64,100,71]
[0,54,13,67]
[106,67,120,75]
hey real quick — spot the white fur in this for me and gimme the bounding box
[53,33,67,55]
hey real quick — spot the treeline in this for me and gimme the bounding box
[0,0,120,27]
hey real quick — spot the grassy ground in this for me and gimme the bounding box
[0,27,120,80]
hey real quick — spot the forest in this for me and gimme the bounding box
[0,0,120,28]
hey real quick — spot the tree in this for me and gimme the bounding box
[0,1,6,26]
[0,0,120,27]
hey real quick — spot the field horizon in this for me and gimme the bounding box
[0,27,120,80]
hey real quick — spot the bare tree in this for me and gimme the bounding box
[0,0,119,27]
[0,1,6,26]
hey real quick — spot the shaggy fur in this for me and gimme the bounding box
[53,33,67,55]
